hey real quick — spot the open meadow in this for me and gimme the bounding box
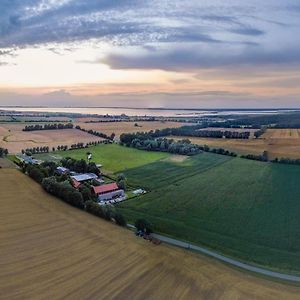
[1,168,300,299]
[74,121,188,138]
[36,143,170,173]
[171,128,300,159]
[0,123,104,154]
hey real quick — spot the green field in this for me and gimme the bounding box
[117,153,300,274]
[36,144,170,173]
[34,143,300,273]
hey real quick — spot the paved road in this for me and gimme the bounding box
[150,233,300,283]
[129,223,300,282]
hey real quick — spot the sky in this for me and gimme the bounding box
[0,0,300,108]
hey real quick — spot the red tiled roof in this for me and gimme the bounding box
[93,183,119,194]
[72,179,81,189]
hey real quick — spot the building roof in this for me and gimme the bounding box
[93,183,119,195]
[72,179,81,189]
[71,173,98,182]
[56,166,69,173]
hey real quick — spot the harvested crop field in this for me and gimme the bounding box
[0,169,299,299]
[74,121,188,138]
[172,128,300,159]
[0,124,103,153]
[0,157,15,168]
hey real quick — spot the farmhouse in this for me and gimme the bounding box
[92,183,125,202]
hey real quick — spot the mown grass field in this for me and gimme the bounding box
[117,153,300,273]
[37,143,170,173]
[3,169,299,299]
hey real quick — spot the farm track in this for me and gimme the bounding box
[1,169,300,299]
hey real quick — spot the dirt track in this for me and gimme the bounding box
[1,169,299,299]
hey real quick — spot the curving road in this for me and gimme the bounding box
[150,233,300,283]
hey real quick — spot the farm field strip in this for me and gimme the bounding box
[74,121,189,138]
[118,155,300,273]
[171,128,300,159]
[2,169,300,299]
[0,124,104,153]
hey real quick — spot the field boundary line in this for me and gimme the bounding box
[127,224,300,282]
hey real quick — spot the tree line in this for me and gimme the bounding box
[23,123,74,131]
[21,140,107,156]
[75,125,115,141]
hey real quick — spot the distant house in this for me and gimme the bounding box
[92,183,125,202]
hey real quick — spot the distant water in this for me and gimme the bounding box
[0,107,297,117]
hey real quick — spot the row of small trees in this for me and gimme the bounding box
[22,146,49,155]
[172,128,251,139]
[75,126,115,141]
[23,123,74,131]
[21,140,106,155]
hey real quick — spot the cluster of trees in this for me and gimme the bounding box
[42,176,85,208]
[26,164,49,183]
[209,148,237,156]
[75,126,115,140]
[168,126,250,139]
[0,147,8,157]
[85,201,126,226]
[22,146,49,155]
[272,157,300,165]
[121,132,202,156]
[23,123,73,131]
[61,157,100,175]
[116,173,127,191]
[254,127,267,138]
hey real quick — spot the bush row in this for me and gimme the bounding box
[23,123,73,131]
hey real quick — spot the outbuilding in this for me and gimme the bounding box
[92,183,125,202]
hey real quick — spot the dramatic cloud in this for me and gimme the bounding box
[0,0,299,108]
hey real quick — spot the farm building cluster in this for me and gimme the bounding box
[17,154,127,205]
[63,167,127,205]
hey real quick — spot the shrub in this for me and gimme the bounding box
[135,219,153,234]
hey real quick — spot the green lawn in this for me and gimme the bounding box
[36,144,170,173]
[118,154,300,274]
